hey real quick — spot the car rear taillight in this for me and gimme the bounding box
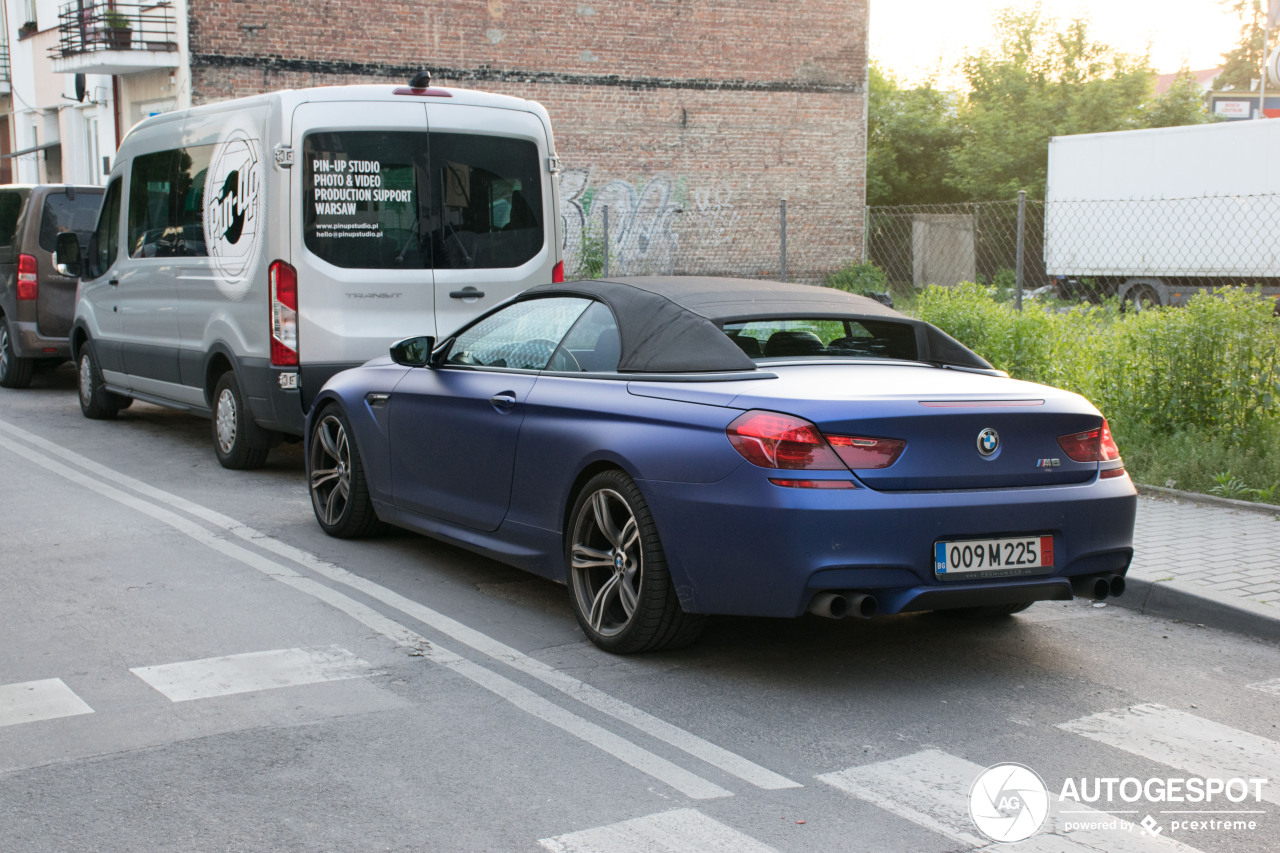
[1057,419,1121,463]
[727,410,844,470]
[269,260,298,367]
[826,435,907,469]
[16,254,37,300]
[552,260,564,283]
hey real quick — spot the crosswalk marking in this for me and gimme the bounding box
[1246,678,1280,698]
[130,646,374,702]
[538,809,779,853]
[0,678,94,728]
[819,749,1201,852]
[1059,704,1280,806]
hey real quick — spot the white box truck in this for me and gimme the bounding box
[1044,120,1280,309]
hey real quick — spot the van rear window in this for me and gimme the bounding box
[302,131,543,270]
[40,190,103,253]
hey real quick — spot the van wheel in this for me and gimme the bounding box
[77,341,126,419]
[212,371,271,470]
[0,320,34,389]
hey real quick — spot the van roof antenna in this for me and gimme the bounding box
[409,71,432,89]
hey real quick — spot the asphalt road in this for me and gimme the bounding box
[2,366,1279,853]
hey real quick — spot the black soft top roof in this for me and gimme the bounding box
[521,276,992,374]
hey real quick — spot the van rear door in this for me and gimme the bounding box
[290,101,436,402]
[424,104,558,337]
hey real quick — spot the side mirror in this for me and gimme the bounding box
[55,231,82,277]
[390,335,435,367]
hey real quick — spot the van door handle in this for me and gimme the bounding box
[450,288,485,300]
[489,393,517,410]
[109,277,119,287]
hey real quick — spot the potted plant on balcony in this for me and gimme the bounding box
[17,20,37,40]
[104,9,132,50]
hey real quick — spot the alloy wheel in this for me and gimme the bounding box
[310,414,352,527]
[570,488,643,637]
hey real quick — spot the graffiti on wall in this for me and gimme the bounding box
[560,169,685,276]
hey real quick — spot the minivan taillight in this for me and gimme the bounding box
[16,254,37,300]
[269,260,298,366]
[552,260,565,283]
[1057,419,1121,463]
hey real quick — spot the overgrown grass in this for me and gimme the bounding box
[909,283,1280,502]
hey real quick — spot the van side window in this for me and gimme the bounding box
[128,146,212,258]
[91,178,123,277]
[429,133,543,270]
[303,131,423,269]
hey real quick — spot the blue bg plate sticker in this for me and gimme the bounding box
[935,536,1055,577]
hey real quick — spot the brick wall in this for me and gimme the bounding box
[188,0,868,280]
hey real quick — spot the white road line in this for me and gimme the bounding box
[130,646,373,702]
[0,679,94,728]
[818,749,1202,852]
[0,426,730,801]
[0,417,799,792]
[1246,678,1280,697]
[538,808,779,853]
[1059,704,1280,806]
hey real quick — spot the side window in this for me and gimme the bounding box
[128,147,212,258]
[39,190,103,253]
[445,297,590,370]
[303,131,424,269]
[549,301,620,373]
[0,191,25,251]
[91,178,123,277]
[429,132,544,270]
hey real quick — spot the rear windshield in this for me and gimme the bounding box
[41,190,104,253]
[303,130,543,271]
[723,318,920,362]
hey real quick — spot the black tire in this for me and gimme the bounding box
[0,319,34,389]
[211,371,271,470]
[937,602,1033,620]
[308,407,382,538]
[1125,284,1159,312]
[77,341,125,419]
[566,470,705,654]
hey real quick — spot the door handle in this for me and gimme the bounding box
[109,277,119,287]
[489,393,517,410]
[450,287,485,300]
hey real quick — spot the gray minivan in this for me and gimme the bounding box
[0,185,104,388]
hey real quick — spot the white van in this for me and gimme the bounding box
[62,75,563,468]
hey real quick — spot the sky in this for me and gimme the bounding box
[871,0,1245,87]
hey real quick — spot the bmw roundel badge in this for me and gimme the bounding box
[977,427,1000,457]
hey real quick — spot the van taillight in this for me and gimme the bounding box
[16,254,37,300]
[269,260,298,367]
[552,260,564,283]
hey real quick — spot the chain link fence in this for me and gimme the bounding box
[560,189,1280,306]
[559,196,865,285]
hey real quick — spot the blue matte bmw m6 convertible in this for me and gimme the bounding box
[305,277,1136,653]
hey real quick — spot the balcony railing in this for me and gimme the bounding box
[49,1,177,69]
[0,41,10,90]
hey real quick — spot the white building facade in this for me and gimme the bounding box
[2,0,192,185]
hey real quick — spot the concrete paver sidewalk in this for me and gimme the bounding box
[1116,491,1280,641]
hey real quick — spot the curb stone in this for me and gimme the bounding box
[1135,483,1280,518]
[1107,484,1280,642]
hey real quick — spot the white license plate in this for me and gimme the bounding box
[934,535,1054,578]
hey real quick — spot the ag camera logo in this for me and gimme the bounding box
[969,762,1050,843]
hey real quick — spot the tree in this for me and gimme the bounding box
[865,64,966,206]
[1214,0,1267,91]
[947,9,1209,200]
[1145,70,1213,127]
